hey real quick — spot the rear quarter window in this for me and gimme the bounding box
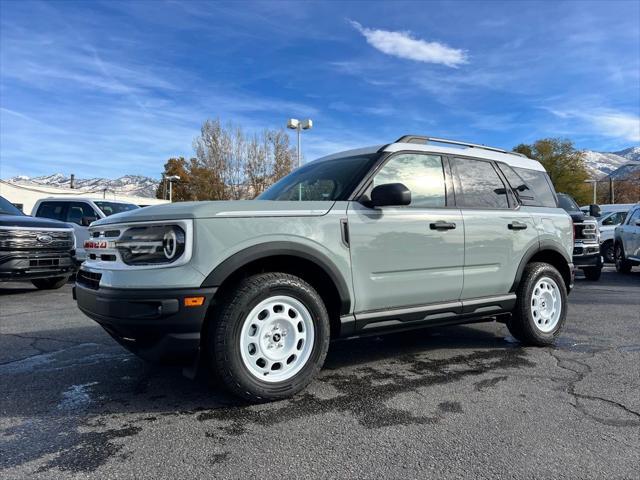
[498,164,557,208]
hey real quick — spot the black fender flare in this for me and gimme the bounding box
[200,241,351,313]
[510,240,572,292]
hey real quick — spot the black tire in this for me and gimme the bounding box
[615,243,633,274]
[507,262,567,346]
[31,276,69,290]
[209,272,330,402]
[601,241,615,263]
[582,266,602,281]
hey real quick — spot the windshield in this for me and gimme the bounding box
[257,154,376,201]
[94,201,139,216]
[557,194,580,213]
[0,196,24,216]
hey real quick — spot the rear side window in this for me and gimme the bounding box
[450,158,509,209]
[36,202,66,221]
[373,153,446,207]
[513,167,557,208]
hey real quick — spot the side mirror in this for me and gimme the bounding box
[589,204,601,217]
[370,183,411,207]
[635,219,640,227]
[81,216,96,227]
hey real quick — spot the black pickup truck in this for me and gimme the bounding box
[0,195,76,289]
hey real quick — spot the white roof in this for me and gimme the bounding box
[314,142,546,172]
[33,196,138,204]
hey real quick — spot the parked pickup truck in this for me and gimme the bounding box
[0,195,76,289]
[74,135,574,402]
[557,193,603,281]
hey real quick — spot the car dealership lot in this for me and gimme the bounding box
[1,268,639,479]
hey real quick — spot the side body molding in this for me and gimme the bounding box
[200,241,352,314]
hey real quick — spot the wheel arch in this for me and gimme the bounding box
[511,241,573,293]
[201,242,351,336]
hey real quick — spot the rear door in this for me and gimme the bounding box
[347,152,464,314]
[450,157,539,300]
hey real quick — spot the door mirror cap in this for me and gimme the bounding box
[370,183,411,207]
[589,204,601,217]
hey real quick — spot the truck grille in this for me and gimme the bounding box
[574,222,598,243]
[0,229,74,250]
[77,269,102,290]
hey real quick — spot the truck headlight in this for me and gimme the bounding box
[116,225,186,265]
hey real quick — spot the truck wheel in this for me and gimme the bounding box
[582,266,602,281]
[507,262,567,346]
[615,244,633,274]
[31,276,69,290]
[209,272,330,402]
[601,241,615,263]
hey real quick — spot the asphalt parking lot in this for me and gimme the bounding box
[1,267,639,479]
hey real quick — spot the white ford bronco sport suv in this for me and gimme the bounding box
[74,136,574,402]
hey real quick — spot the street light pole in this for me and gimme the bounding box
[166,175,180,202]
[287,119,313,201]
[287,118,313,168]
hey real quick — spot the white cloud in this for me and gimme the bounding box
[349,20,468,68]
[549,108,640,143]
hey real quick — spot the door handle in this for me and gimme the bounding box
[508,221,528,230]
[430,221,456,230]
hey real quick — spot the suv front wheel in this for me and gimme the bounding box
[209,272,330,402]
[507,262,567,346]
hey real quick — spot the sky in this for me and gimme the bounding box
[1,0,639,180]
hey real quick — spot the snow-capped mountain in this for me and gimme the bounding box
[582,146,640,178]
[9,174,159,198]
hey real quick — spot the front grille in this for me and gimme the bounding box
[0,229,74,250]
[77,269,102,290]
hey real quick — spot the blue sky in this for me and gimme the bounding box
[1,0,639,180]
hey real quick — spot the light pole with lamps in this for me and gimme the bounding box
[166,175,180,202]
[287,118,313,168]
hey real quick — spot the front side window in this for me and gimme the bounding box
[66,202,99,225]
[601,211,627,226]
[372,153,446,208]
[94,201,139,216]
[258,154,376,201]
[451,158,509,209]
[0,196,24,216]
[36,202,66,221]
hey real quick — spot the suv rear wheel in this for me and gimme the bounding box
[209,272,330,402]
[507,262,567,346]
[31,276,69,290]
[615,243,633,274]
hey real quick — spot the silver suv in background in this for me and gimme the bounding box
[32,198,139,262]
[614,204,640,273]
[74,136,574,402]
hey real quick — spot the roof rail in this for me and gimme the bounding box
[394,135,528,158]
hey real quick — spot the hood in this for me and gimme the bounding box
[0,214,72,229]
[92,200,336,226]
[567,211,585,223]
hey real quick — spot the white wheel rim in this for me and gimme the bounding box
[530,276,562,333]
[239,295,315,383]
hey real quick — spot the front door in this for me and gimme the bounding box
[347,152,464,314]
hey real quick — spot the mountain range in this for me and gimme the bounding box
[582,146,640,178]
[8,173,159,198]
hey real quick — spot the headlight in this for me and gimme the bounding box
[116,225,186,265]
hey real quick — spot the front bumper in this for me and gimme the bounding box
[0,250,76,281]
[74,280,216,363]
[572,242,603,269]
